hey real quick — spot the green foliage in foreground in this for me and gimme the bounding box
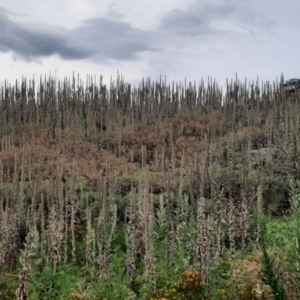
[0,219,297,299]
[4,182,300,299]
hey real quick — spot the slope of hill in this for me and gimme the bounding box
[0,74,300,299]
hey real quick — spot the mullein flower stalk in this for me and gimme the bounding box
[16,219,37,300]
[144,192,156,292]
[48,205,64,272]
[125,188,138,286]
[197,196,208,276]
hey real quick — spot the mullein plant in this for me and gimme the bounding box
[16,217,38,300]
[196,195,208,276]
[227,196,240,299]
[96,177,117,284]
[196,152,213,279]
[211,184,225,261]
[256,184,265,247]
[139,152,157,291]
[107,179,117,248]
[69,191,78,266]
[175,192,195,268]
[239,146,250,257]
[125,188,138,287]
[66,169,79,265]
[198,198,215,283]
[125,158,151,290]
[240,190,249,255]
[176,152,196,268]
[228,197,236,263]
[97,181,109,284]
[0,208,20,270]
[143,191,156,292]
[48,204,64,272]
[85,202,97,280]
[164,164,175,273]
[39,194,47,263]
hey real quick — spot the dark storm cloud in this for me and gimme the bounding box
[159,1,274,38]
[0,9,157,62]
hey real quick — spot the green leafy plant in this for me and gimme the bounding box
[260,239,287,300]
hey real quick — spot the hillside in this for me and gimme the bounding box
[1,74,300,299]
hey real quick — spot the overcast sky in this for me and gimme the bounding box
[0,0,299,91]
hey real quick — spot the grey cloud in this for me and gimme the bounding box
[103,5,126,21]
[72,18,156,61]
[159,1,274,38]
[0,10,157,62]
[0,7,25,17]
[160,3,234,36]
[0,1,276,64]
